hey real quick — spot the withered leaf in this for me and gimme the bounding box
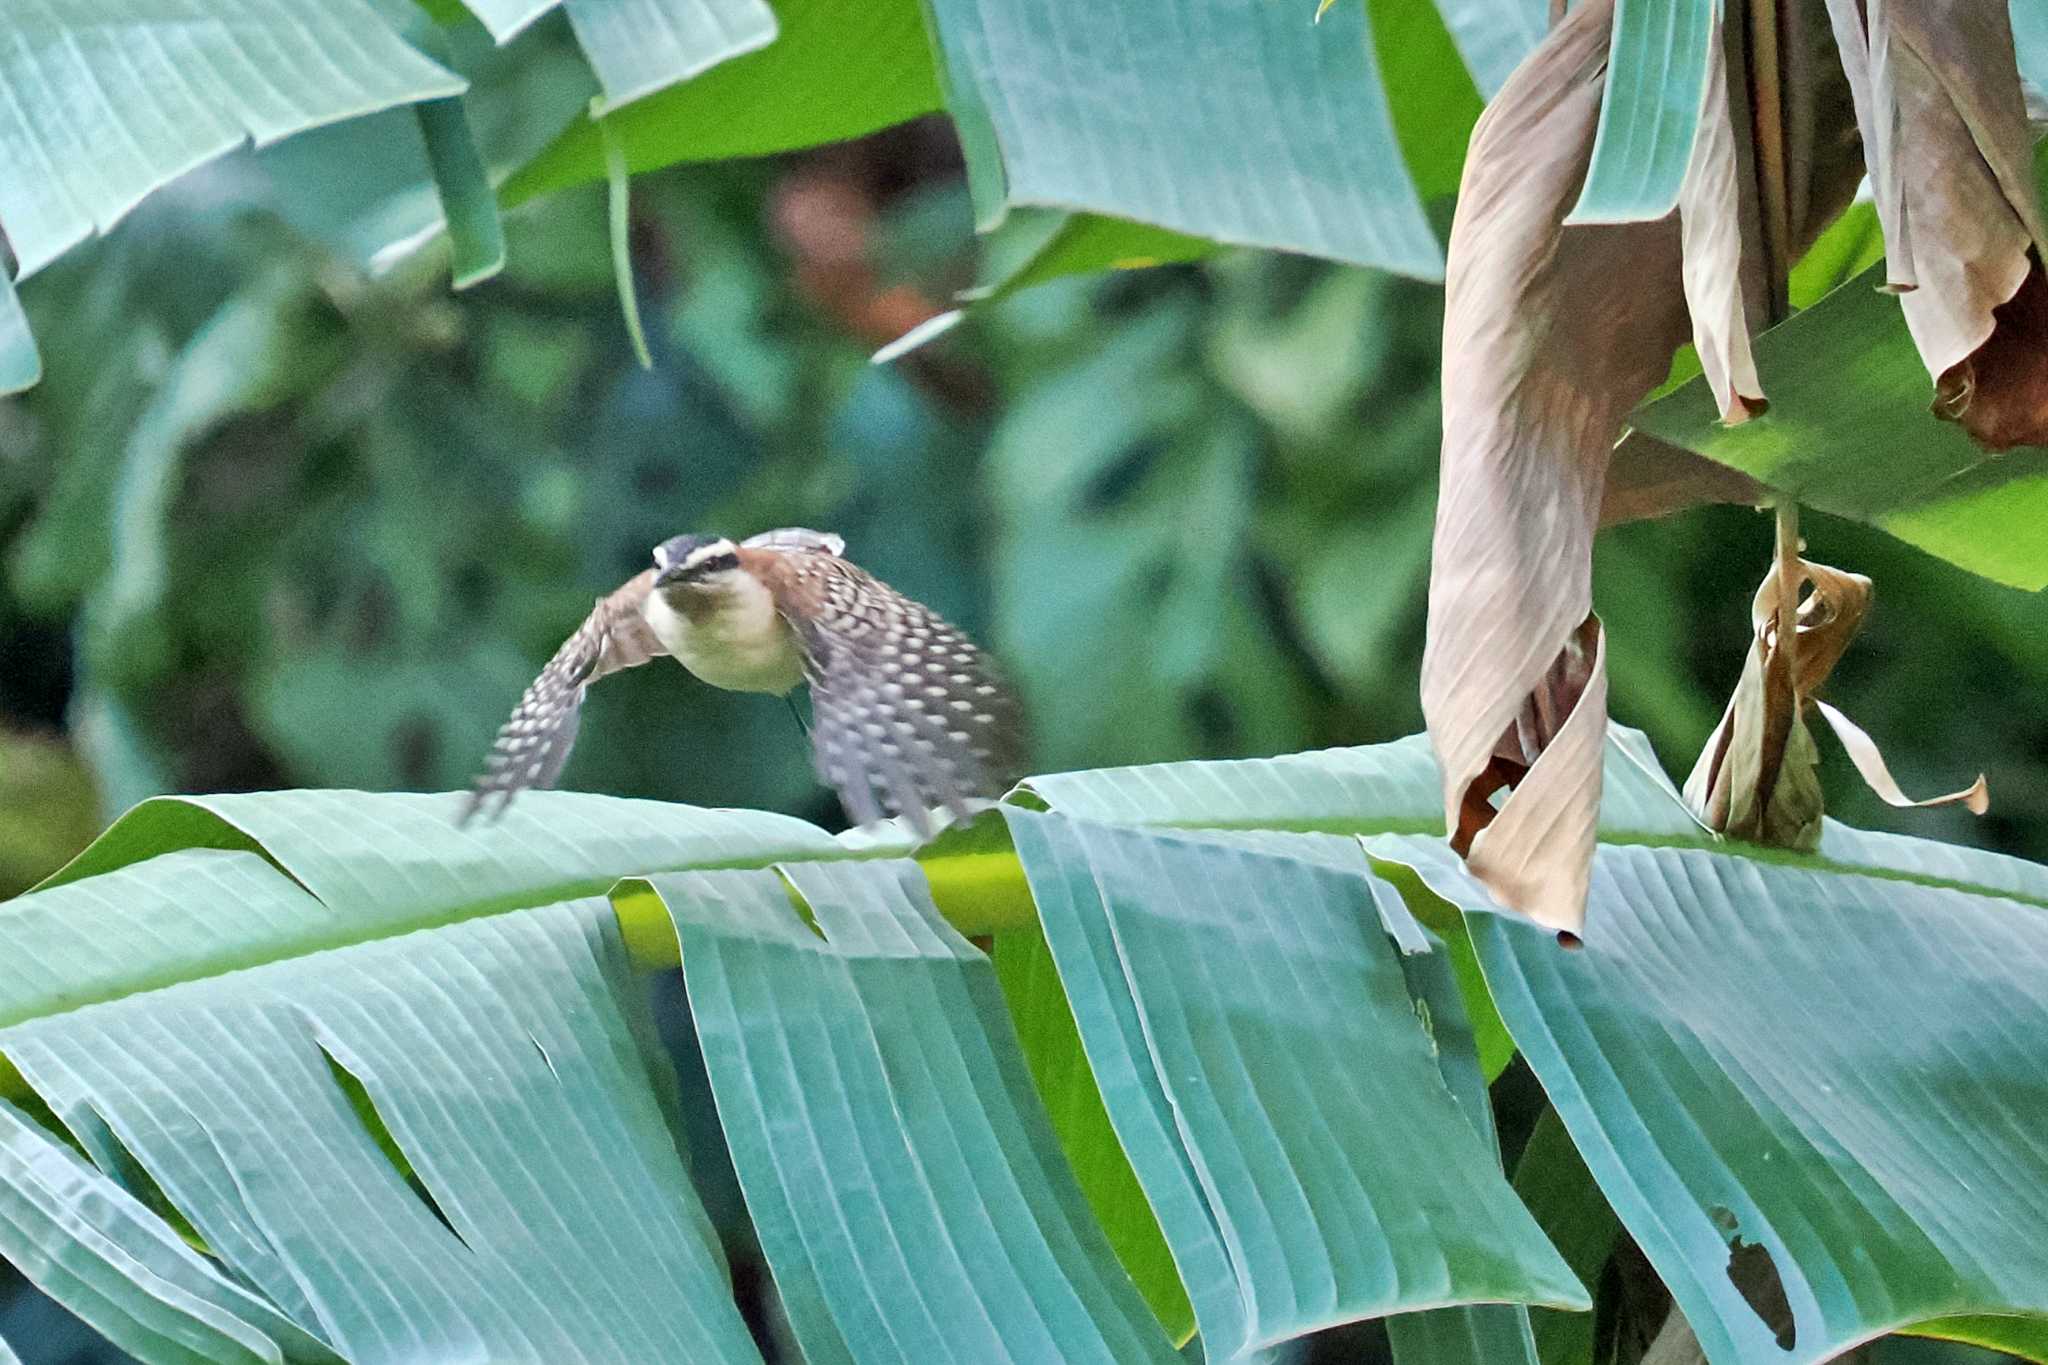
[1824,0,2048,448]
[1677,10,1766,424]
[1812,699,1990,814]
[1684,555,1986,849]
[1425,0,1692,934]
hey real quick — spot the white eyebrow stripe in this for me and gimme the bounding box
[681,540,737,570]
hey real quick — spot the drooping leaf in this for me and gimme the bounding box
[409,25,507,289]
[1631,206,2048,592]
[1566,0,1715,225]
[995,928,1196,1343]
[600,112,656,369]
[917,0,1442,277]
[1,791,848,1361]
[561,0,777,114]
[1379,828,2048,1365]
[0,1096,341,1365]
[1822,0,2048,449]
[1812,700,1988,816]
[1599,432,1765,526]
[1683,557,1870,850]
[1674,11,1765,423]
[1004,808,1587,1357]
[0,3,462,280]
[503,0,943,205]
[637,861,1183,1365]
[1426,0,1691,933]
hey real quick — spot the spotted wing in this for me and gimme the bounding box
[460,569,664,824]
[762,551,1025,837]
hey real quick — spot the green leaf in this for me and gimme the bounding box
[35,787,837,908]
[562,0,778,114]
[503,0,943,205]
[0,3,463,280]
[1431,0,1548,97]
[971,211,1218,301]
[1,791,843,1361]
[1004,809,1587,1356]
[409,27,507,289]
[1385,916,1544,1365]
[2016,0,2048,97]
[448,0,556,35]
[600,112,656,369]
[875,209,1216,364]
[638,861,1183,1364]
[1512,1110,1623,1365]
[1631,251,2048,591]
[1566,0,1715,224]
[0,1097,340,1365]
[1905,1315,2048,1359]
[1632,141,2048,592]
[5,894,763,1362]
[1373,823,2048,1363]
[997,928,1197,1343]
[1369,0,1487,201]
[0,269,39,395]
[1786,202,1884,311]
[917,0,1443,277]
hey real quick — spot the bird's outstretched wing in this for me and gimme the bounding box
[460,569,664,824]
[742,527,846,556]
[757,550,1025,836]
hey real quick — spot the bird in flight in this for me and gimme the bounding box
[461,528,1025,836]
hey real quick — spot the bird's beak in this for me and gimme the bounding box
[654,562,689,589]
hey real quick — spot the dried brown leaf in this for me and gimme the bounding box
[1683,556,1985,848]
[1812,699,1990,814]
[1681,558,1865,850]
[1679,14,1767,424]
[1424,0,1691,934]
[1601,431,1767,525]
[1824,0,2048,447]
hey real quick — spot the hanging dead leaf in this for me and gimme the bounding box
[1684,553,1986,849]
[1426,0,1874,933]
[1425,0,1692,935]
[1678,10,1768,424]
[1823,0,2048,448]
[1683,556,1865,849]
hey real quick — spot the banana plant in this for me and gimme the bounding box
[3,727,2045,1364]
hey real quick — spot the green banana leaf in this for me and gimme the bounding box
[4,726,2047,1363]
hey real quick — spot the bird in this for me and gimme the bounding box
[460,528,1025,837]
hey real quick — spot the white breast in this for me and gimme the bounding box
[642,572,805,695]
